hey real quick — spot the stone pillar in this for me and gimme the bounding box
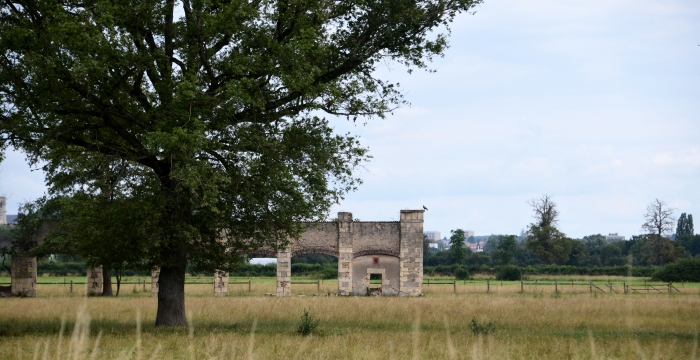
[151,268,160,297]
[11,254,36,297]
[399,210,424,296]
[214,270,229,296]
[276,250,291,296]
[337,212,354,295]
[87,266,103,296]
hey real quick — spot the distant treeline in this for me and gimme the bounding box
[24,261,339,279]
[424,264,657,278]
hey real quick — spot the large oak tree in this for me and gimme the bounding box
[0,0,480,325]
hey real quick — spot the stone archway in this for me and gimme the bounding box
[270,209,424,296]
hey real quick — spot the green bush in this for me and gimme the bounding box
[468,317,495,335]
[297,308,320,336]
[496,265,521,281]
[321,265,338,280]
[652,259,700,282]
[455,266,470,280]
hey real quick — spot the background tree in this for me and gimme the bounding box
[641,199,679,265]
[599,243,624,266]
[31,154,162,296]
[676,213,694,238]
[566,239,590,266]
[642,199,675,239]
[494,235,517,265]
[524,195,572,264]
[423,234,431,256]
[449,229,468,265]
[0,0,481,326]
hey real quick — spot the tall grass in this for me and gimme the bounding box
[1,279,699,359]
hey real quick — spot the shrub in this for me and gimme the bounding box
[321,265,338,280]
[468,317,495,335]
[297,308,320,336]
[652,259,700,282]
[455,266,470,280]
[496,265,521,281]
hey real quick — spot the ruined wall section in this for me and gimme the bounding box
[294,222,338,256]
[351,222,400,257]
[399,210,424,296]
[11,254,36,296]
[352,255,400,296]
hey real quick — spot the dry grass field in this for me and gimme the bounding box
[0,278,699,359]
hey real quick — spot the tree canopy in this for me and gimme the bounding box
[0,0,481,326]
[676,213,694,238]
[524,194,571,264]
[449,229,468,264]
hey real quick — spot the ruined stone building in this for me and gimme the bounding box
[9,208,425,297]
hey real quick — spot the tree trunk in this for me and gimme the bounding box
[154,175,189,327]
[115,269,122,297]
[102,267,113,296]
[155,248,188,326]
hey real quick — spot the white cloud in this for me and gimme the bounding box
[652,147,700,167]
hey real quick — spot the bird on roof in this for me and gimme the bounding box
[423,205,428,211]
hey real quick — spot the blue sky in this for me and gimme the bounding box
[2,0,699,239]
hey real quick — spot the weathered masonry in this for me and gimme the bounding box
[262,209,425,296]
[151,209,424,297]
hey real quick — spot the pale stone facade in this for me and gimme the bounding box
[87,266,103,296]
[276,250,291,296]
[151,268,160,296]
[214,270,229,296]
[11,254,36,297]
[399,210,423,296]
[263,209,424,296]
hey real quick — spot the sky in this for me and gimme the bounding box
[2,0,699,239]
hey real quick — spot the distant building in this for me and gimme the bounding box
[606,233,625,242]
[424,231,441,241]
[467,242,486,253]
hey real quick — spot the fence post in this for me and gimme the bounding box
[248,279,252,292]
[572,280,574,287]
[143,279,145,292]
[318,279,321,291]
[589,281,592,294]
[428,278,430,287]
[623,280,626,294]
[453,280,456,293]
[520,280,523,292]
[487,280,490,293]
[555,280,558,293]
[70,280,73,293]
[668,282,671,294]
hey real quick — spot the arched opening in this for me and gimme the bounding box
[290,251,338,295]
